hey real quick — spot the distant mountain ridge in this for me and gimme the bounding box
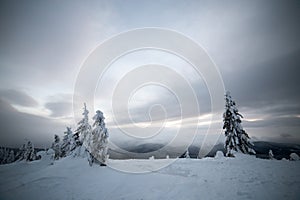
[108,141,300,159]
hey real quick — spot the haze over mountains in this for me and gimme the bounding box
[107,141,300,160]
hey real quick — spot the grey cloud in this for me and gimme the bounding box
[280,133,292,138]
[45,101,73,118]
[44,93,73,117]
[0,89,38,107]
[107,68,211,126]
[0,99,66,147]
[0,0,113,91]
[240,103,300,122]
[244,116,300,129]
[0,0,300,146]
[46,93,73,102]
[224,49,300,113]
[262,104,300,117]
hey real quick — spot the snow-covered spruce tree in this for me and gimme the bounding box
[7,150,15,163]
[72,103,92,157]
[223,92,255,157]
[72,130,81,148]
[90,110,109,166]
[0,148,9,164]
[61,127,74,157]
[269,149,274,160]
[24,140,36,161]
[51,134,61,160]
[15,143,26,161]
[184,148,190,159]
[0,148,3,164]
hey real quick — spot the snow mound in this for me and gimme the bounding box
[215,151,224,159]
[46,148,55,155]
[36,150,46,158]
[290,153,299,161]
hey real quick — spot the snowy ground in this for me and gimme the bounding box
[0,153,299,200]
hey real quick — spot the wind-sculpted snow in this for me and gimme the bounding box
[0,154,299,200]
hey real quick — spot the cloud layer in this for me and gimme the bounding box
[0,0,299,146]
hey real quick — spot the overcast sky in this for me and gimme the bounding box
[0,0,299,148]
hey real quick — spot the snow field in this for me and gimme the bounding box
[0,154,299,200]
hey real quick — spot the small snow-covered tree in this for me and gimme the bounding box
[90,110,109,166]
[223,92,255,157]
[0,148,4,164]
[61,127,74,157]
[15,144,26,161]
[269,149,274,160]
[184,149,190,159]
[24,140,36,161]
[149,155,155,160]
[7,150,15,163]
[51,134,61,160]
[0,148,9,164]
[0,148,3,164]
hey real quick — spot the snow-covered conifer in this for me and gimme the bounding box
[90,110,109,166]
[0,148,9,164]
[184,149,190,159]
[7,150,15,163]
[15,144,26,161]
[223,91,255,157]
[61,127,74,157]
[24,140,36,161]
[0,148,3,164]
[51,134,61,160]
[269,149,274,160]
[72,103,92,157]
[73,131,81,148]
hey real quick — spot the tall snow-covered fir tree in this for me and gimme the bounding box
[51,134,61,160]
[61,127,74,157]
[90,110,109,166]
[223,91,255,157]
[73,103,92,157]
[75,104,91,147]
